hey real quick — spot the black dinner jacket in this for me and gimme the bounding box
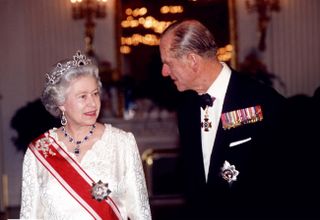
[177,70,290,219]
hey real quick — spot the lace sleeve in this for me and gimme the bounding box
[20,148,43,219]
[124,133,152,220]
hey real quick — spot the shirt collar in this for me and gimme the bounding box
[206,62,231,100]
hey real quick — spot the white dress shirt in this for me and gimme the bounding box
[201,62,231,181]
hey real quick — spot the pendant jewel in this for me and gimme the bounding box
[62,124,96,156]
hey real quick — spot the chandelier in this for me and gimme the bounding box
[70,0,108,56]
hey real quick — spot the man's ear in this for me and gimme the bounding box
[187,53,199,71]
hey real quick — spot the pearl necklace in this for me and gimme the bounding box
[62,124,96,156]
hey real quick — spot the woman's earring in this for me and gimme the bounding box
[61,111,67,126]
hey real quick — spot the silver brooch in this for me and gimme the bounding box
[221,160,239,184]
[91,180,111,202]
[33,134,56,158]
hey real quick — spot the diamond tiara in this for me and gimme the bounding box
[46,50,92,85]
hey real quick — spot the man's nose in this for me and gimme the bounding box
[161,65,170,77]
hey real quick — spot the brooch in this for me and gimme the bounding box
[221,105,263,130]
[32,133,56,158]
[221,160,239,184]
[91,180,111,202]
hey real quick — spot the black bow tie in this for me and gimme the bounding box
[199,93,215,110]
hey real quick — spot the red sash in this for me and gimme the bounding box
[29,133,122,220]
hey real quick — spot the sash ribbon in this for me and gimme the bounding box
[29,133,121,220]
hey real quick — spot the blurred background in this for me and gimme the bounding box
[1,0,320,219]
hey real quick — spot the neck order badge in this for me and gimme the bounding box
[200,94,215,132]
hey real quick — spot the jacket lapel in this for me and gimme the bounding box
[178,91,206,186]
[207,71,240,183]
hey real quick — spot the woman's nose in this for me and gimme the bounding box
[88,95,98,106]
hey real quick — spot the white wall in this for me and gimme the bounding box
[236,0,320,97]
[0,0,116,207]
[266,0,320,96]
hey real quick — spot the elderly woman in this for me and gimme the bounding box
[19,51,152,220]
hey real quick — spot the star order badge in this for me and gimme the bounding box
[221,160,239,184]
[91,180,111,202]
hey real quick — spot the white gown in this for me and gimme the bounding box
[20,124,152,220]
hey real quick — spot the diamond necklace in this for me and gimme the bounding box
[62,124,96,156]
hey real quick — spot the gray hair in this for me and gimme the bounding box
[161,19,218,59]
[41,57,102,118]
